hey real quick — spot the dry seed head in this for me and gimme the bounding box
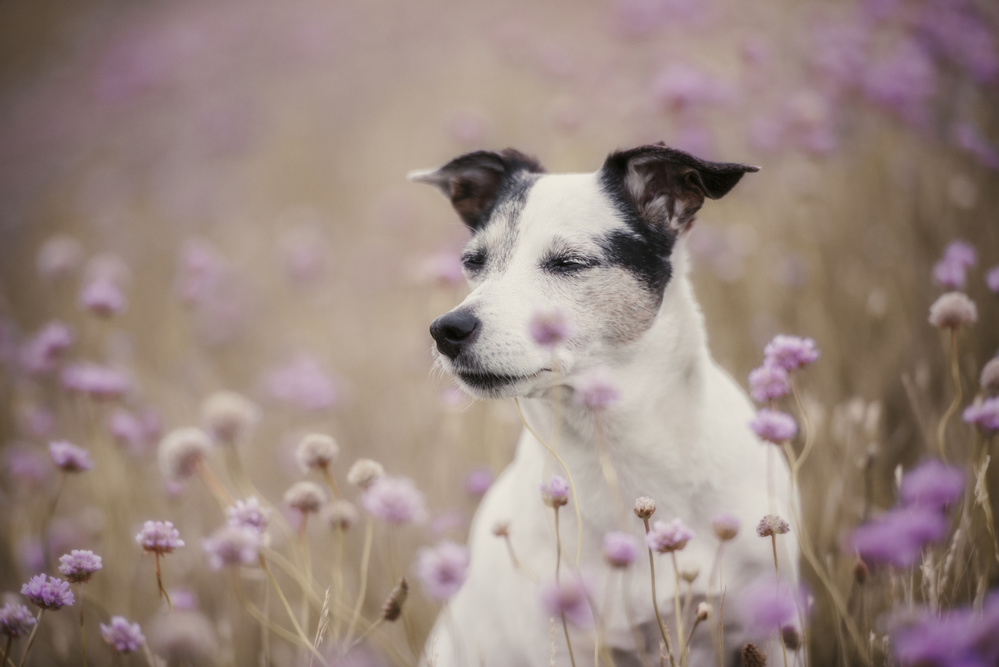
[633,496,656,520]
[695,601,712,621]
[741,642,767,667]
[781,626,801,651]
[381,577,408,622]
[158,428,211,482]
[347,458,385,489]
[680,566,700,584]
[201,391,259,444]
[321,500,358,531]
[928,291,978,329]
[853,558,869,585]
[295,433,339,472]
[492,521,510,537]
[283,481,326,514]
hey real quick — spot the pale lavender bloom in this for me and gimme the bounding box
[203,525,261,570]
[20,321,73,375]
[280,224,329,287]
[175,239,225,306]
[750,409,798,444]
[986,266,999,293]
[892,594,999,666]
[61,362,130,400]
[415,540,470,600]
[79,277,126,317]
[21,574,74,609]
[942,240,977,268]
[963,397,999,432]
[645,518,694,553]
[136,521,185,555]
[49,441,93,473]
[954,122,999,169]
[0,602,37,637]
[763,335,819,371]
[811,20,870,89]
[756,515,790,537]
[540,574,593,628]
[264,355,339,412]
[733,576,806,637]
[933,257,967,289]
[900,459,965,509]
[849,506,949,568]
[528,307,575,348]
[574,369,620,409]
[748,364,791,403]
[36,235,84,282]
[650,63,736,112]
[226,497,271,534]
[421,251,464,287]
[712,513,740,541]
[603,531,639,568]
[58,549,103,582]
[861,38,936,127]
[917,0,998,84]
[541,475,570,508]
[101,616,145,653]
[6,448,50,485]
[361,475,428,524]
[464,467,494,496]
[108,408,159,455]
[430,509,465,536]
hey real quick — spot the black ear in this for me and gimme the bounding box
[409,149,545,230]
[599,143,758,232]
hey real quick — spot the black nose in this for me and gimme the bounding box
[430,310,481,360]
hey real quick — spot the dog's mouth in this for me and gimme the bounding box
[450,365,550,393]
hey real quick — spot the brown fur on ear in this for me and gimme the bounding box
[409,149,545,230]
[600,143,758,231]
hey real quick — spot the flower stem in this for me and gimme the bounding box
[78,583,87,667]
[669,553,685,665]
[560,612,578,667]
[769,536,788,667]
[260,555,329,666]
[643,519,677,667]
[155,553,173,610]
[516,398,583,567]
[321,466,342,499]
[2,635,12,667]
[17,610,42,667]
[936,328,962,462]
[343,516,374,648]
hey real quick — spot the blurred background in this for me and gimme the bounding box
[1,0,997,664]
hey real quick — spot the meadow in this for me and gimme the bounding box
[0,0,997,665]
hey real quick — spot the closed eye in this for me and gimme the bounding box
[461,250,486,271]
[543,254,598,275]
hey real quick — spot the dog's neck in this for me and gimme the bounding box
[518,245,714,511]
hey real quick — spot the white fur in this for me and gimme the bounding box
[421,166,796,667]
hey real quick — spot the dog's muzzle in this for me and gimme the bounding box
[430,309,481,360]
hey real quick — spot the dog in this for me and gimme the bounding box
[411,144,798,666]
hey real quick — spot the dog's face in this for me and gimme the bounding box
[412,144,757,399]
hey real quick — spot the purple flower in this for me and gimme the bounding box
[954,122,999,170]
[263,354,339,412]
[712,513,740,541]
[6,448,50,486]
[645,518,694,553]
[763,335,819,371]
[541,475,570,508]
[861,38,936,127]
[0,603,37,638]
[849,506,949,568]
[649,63,736,112]
[574,369,620,409]
[899,459,965,510]
[79,278,126,317]
[933,257,967,290]
[49,441,93,473]
[361,475,428,524]
[750,409,798,443]
[61,362,130,400]
[942,240,977,268]
[528,307,575,347]
[101,616,145,653]
[733,576,806,637]
[748,364,791,403]
[20,321,73,375]
[891,594,999,667]
[108,408,160,455]
[203,525,261,570]
[964,397,999,432]
[414,540,470,600]
[136,520,185,555]
[58,549,103,583]
[464,467,494,496]
[175,239,225,306]
[603,531,639,568]
[226,497,271,533]
[21,574,75,610]
[756,515,790,538]
[986,266,999,293]
[540,574,594,628]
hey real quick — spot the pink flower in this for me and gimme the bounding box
[414,540,470,600]
[49,441,93,473]
[58,549,103,583]
[0,603,37,638]
[540,574,593,628]
[900,459,965,510]
[645,518,694,553]
[732,576,807,637]
[21,574,74,610]
[19,322,73,375]
[541,475,570,508]
[61,363,130,400]
[464,467,494,496]
[964,397,999,432]
[136,521,185,555]
[528,307,575,348]
[763,335,819,371]
[849,506,948,568]
[748,364,791,403]
[101,616,145,653]
[603,531,639,568]
[574,369,620,409]
[79,278,127,317]
[202,525,261,570]
[263,355,339,412]
[650,63,736,112]
[750,409,798,443]
[361,476,427,524]
[986,266,999,293]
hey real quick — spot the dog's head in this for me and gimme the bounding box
[412,144,757,399]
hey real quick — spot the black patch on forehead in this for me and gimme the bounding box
[597,168,676,295]
[472,172,542,265]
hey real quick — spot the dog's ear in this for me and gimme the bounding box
[409,149,545,230]
[599,144,758,233]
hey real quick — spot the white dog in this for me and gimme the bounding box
[411,144,797,666]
